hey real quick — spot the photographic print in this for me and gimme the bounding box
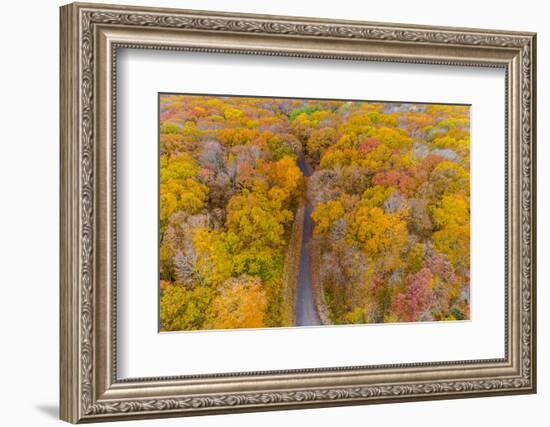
[159,94,470,332]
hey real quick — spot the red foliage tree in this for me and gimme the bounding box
[390,267,434,322]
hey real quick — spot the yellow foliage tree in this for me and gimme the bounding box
[217,127,259,147]
[347,206,408,270]
[160,284,213,331]
[226,191,292,248]
[428,161,470,199]
[207,275,267,329]
[311,200,345,235]
[367,126,413,151]
[360,185,394,208]
[262,155,304,206]
[159,153,209,232]
[192,228,232,287]
[306,127,337,163]
[431,192,470,269]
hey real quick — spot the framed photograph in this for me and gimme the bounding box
[60,2,537,423]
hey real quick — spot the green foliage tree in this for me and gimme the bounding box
[160,284,213,331]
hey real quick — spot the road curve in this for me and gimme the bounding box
[294,155,322,327]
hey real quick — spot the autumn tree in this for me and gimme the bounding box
[207,275,268,329]
[159,153,209,234]
[160,284,213,331]
[389,267,434,322]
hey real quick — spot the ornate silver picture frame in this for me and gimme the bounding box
[60,2,536,423]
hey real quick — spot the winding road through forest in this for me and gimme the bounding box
[294,155,322,327]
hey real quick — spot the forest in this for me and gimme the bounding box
[159,94,470,331]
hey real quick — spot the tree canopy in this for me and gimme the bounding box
[159,95,470,330]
